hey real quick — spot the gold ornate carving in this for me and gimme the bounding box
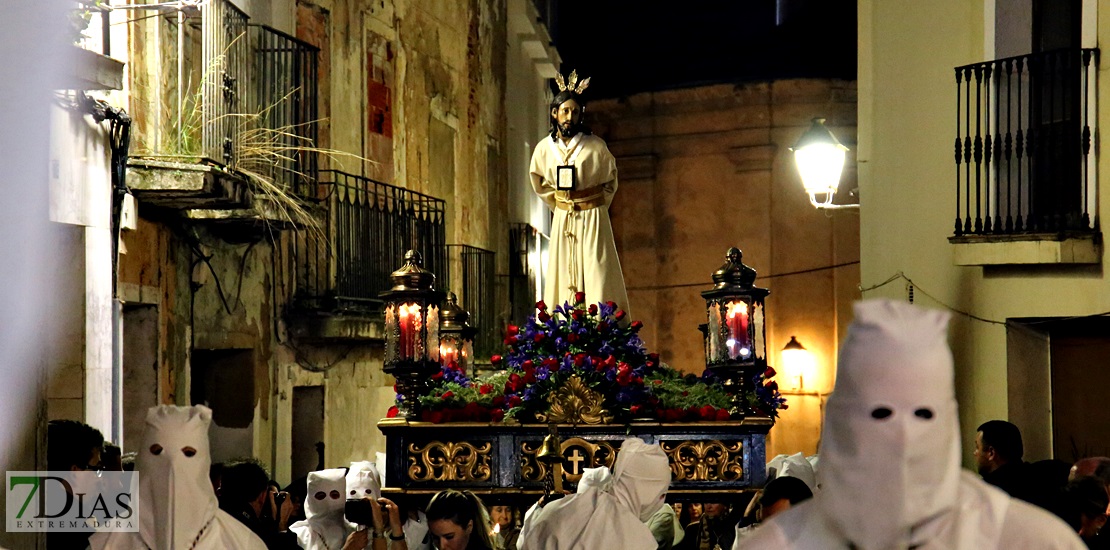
[662,440,744,482]
[407,441,492,482]
[535,375,614,424]
[520,438,617,482]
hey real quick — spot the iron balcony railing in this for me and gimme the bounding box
[201,0,249,166]
[246,24,319,197]
[293,170,446,312]
[954,48,1099,237]
[507,223,548,325]
[446,245,497,359]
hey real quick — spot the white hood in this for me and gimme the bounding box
[521,437,669,549]
[612,437,672,522]
[291,468,351,550]
[346,461,382,501]
[816,299,960,550]
[138,405,219,550]
[577,466,613,493]
[767,452,817,492]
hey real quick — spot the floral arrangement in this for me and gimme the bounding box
[387,293,786,423]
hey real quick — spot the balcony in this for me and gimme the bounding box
[950,48,1101,265]
[287,170,447,341]
[446,245,497,361]
[127,1,320,227]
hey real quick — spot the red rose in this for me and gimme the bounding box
[508,395,522,407]
[426,410,445,424]
[523,360,535,370]
[492,396,505,408]
[663,408,683,422]
[764,366,777,379]
[573,354,585,367]
[597,321,609,332]
[700,405,716,420]
[630,404,643,416]
[630,320,644,331]
[479,384,492,395]
[432,370,444,380]
[491,354,502,365]
[615,310,626,321]
[441,391,454,399]
[534,333,546,343]
[574,291,585,304]
[648,353,660,362]
[536,300,548,311]
[523,371,536,384]
[568,333,579,344]
[571,309,584,321]
[588,304,598,315]
[606,301,617,309]
[538,311,551,323]
[490,409,505,422]
[765,380,779,392]
[386,406,399,418]
[510,372,522,384]
[715,409,731,421]
[780,403,789,410]
[507,325,519,337]
[543,357,558,369]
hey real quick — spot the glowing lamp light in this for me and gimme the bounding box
[439,292,477,376]
[700,247,769,417]
[790,118,856,210]
[381,250,446,419]
[781,336,816,392]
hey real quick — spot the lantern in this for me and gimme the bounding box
[781,336,815,392]
[381,250,446,419]
[701,247,769,415]
[439,292,477,377]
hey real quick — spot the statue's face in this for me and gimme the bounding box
[552,98,582,137]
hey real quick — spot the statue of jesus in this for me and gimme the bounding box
[529,71,630,313]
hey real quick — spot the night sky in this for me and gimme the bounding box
[551,0,857,99]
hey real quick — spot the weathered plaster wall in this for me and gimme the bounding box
[590,80,860,457]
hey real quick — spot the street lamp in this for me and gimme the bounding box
[701,247,769,416]
[781,336,816,392]
[791,117,857,210]
[381,250,446,419]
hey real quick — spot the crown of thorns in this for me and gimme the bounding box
[555,70,590,94]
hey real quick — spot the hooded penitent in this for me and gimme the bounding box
[736,300,1086,550]
[346,461,381,502]
[89,405,265,550]
[520,437,671,549]
[291,468,352,550]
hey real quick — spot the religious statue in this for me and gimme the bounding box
[529,71,630,312]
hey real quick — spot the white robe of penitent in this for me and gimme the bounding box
[521,438,669,549]
[291,468,355,550]
[736,300,1084,550]
[89,405,266,550]
[529,132,630,312]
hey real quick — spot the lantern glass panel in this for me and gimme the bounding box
[385,304,399,363]
[725,299,752,360]
[707,302,723,362]
[753,301,765,361]
[427,304,440,362]
[440,335,461,369]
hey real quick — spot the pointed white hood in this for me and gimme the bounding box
[521,437,669,549]
[291,468,350,550]
[346,461,382,501]
[138,405,219,550]
[816,299,960,549]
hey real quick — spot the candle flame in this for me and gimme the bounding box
[727,301,748,318]
[492,523,500,535]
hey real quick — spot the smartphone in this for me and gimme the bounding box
[345,499,374,526]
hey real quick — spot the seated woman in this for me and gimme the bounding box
[426,489,498,550]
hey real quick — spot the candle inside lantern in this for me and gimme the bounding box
[440,340,459,369]
[725,300,751,359]
[398,303,419,359]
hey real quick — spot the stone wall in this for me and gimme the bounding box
[589,80,859,457]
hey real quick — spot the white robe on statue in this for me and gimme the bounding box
[90,405,266,550]
[521,438,669,549]
[530,132,630,312]
[736,300,1084,550]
